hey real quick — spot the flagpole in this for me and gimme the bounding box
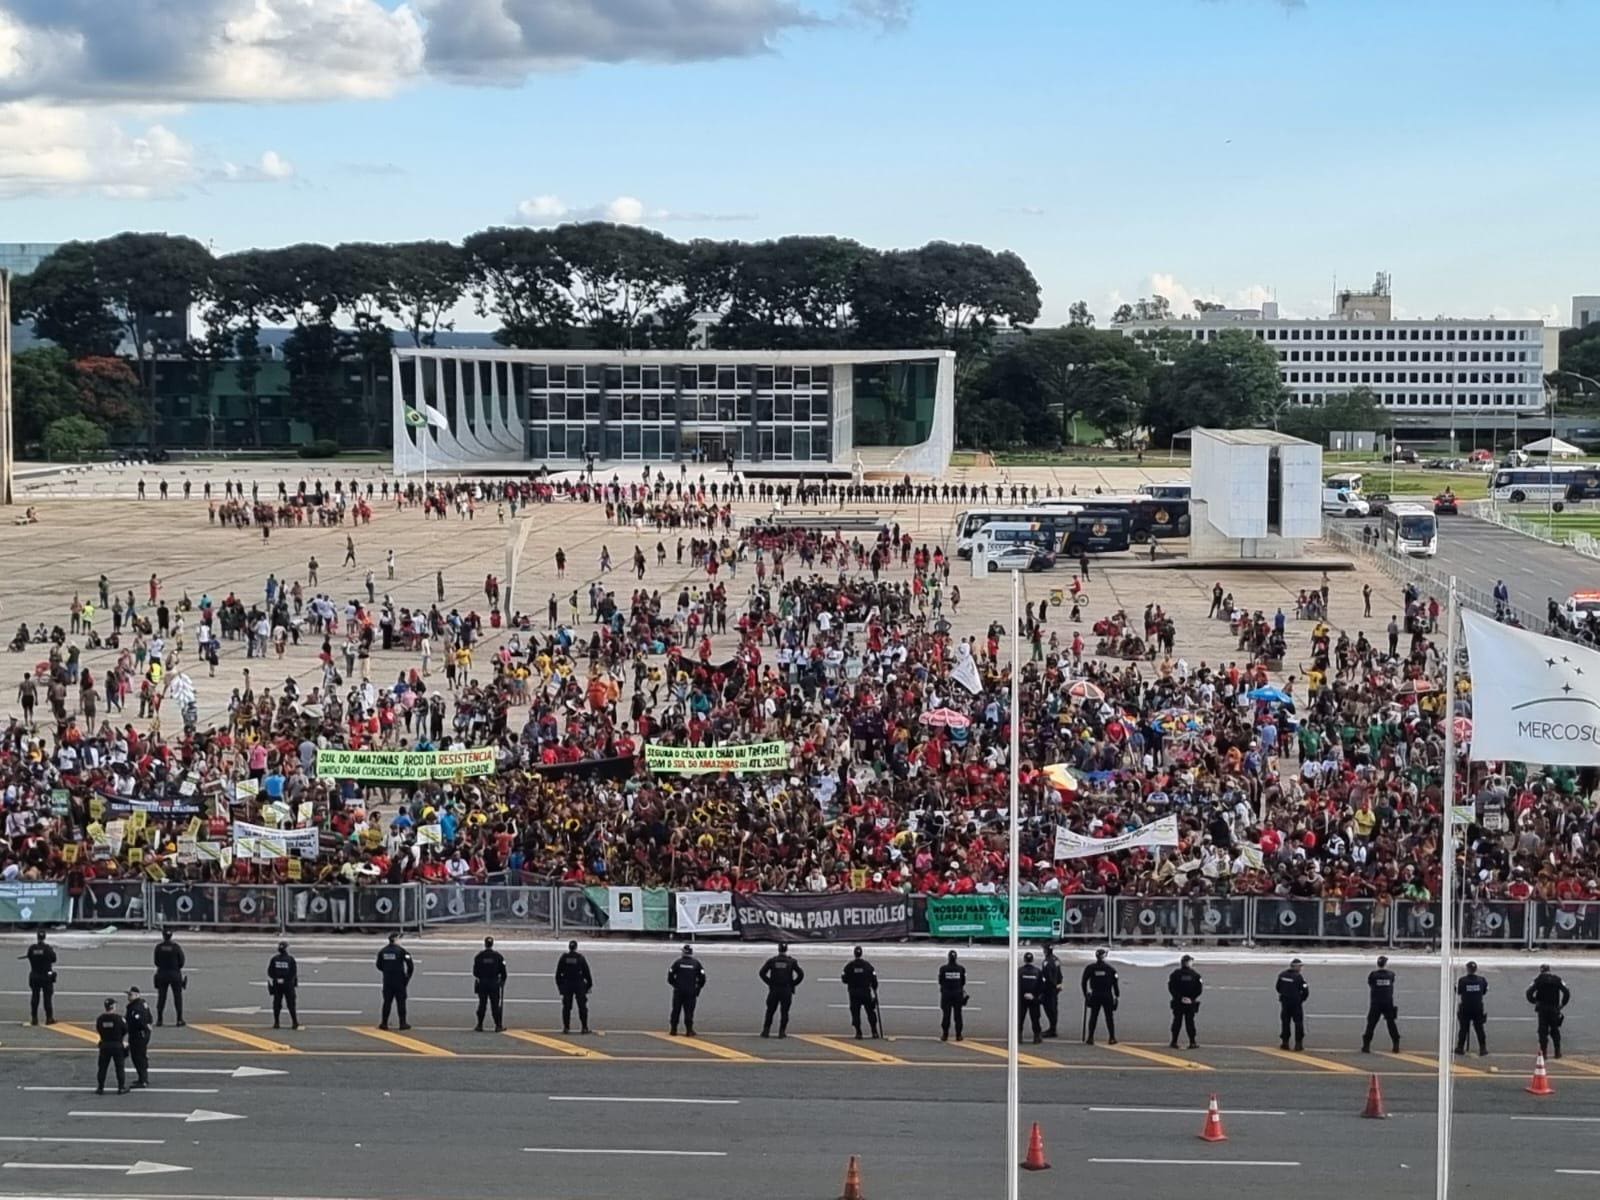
[1435,576,1459,1200]
[1007,567,1021,1200]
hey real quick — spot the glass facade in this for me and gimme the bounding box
[521,361,835,462]
[850,360,940,447]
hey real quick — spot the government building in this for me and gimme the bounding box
[1111,281,1559,415]
[390,347,955,474]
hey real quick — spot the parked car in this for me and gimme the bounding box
[984,545,1044,572]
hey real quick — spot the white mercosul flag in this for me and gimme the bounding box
[1461,609,1600,765]
[423,403,451,430]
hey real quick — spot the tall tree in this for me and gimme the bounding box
[14,244,122,357]
[647,238,737,348]
[544,222,684,349]
[257,245,355,440]
[1142,327,1285,444]
[462,227,575,348]
[205,250,286,448]
[11,346,79,445]
[1068,300,1094,327]
[384,241,469,348]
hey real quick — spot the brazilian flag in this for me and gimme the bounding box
[403,406,426,428]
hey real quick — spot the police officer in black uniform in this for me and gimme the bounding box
[1018,951,1044,1045]
[759,942,804,1038]
[1361,954,1400,1053]
[23,930,56,1025]
[375,932,414,1031]
[473,936,507,1033]
[153,930,186,1026]
[1455,961,1489,1056]
[841,946,880,1039]
[1168,954,1202,1048]
[1526,964,1571,1059]
[1040,945,1064,1038]
[1276,957,1309,1050]
[938,950,967,1041]
[1081,947,1120,1045]
[555,940,594,1034]
[94,997,129,1095]
[125,987,153,1089]
[267,941,300,1030]
[667,944,705,1036]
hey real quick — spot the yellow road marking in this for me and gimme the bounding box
[643,1031,756,1061]
[1101,1042,1212,1071]
[1558,1057,1600,1077]
[45,1022,101,1045]
[948,1039,1063,1069]
[795,1034,905,1065]
[502,1030,611,1059]
[1386,1051,1485,1077]
[192,1024,301,1054]
[348,1026,455,1057]
[1252,1046,1360,1074]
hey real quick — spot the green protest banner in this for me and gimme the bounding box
[925,895,1064,939]
[644,742,790,775]
[315,747,497,781]
[0,882,70,924]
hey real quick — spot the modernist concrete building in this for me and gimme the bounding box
[1113,285,1558,415]
[390,347,955,474]
[1188,428,1322,560]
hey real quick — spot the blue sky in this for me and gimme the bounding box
[0,0,1589,326]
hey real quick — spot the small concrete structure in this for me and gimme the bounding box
[1188,428,1321,559]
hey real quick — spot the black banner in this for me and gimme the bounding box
[733,892,909,942]
[530,754,634,783]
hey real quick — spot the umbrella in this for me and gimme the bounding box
[1397,680,1437,697]
[1040,763,1080,793]
[1441,716,1472,742]
[1246,685,1292,705]
[920,707,971,730]
[1067,680,1106,702]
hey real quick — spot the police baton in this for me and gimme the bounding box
[873,986,885,1038]
[1081,997,1088,1043]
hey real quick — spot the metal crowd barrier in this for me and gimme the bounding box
[24,888,1600,948]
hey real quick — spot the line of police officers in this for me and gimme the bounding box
[26,932,1580,1063]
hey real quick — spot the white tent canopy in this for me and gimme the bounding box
[1521,435,1584,457]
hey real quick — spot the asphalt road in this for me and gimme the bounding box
[5,936,1600,1199]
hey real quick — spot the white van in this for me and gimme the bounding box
[1323,487,1370,517]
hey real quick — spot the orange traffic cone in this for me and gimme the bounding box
[1526,1054,1555,1097]
[1197,1093,1228,1142]
[1021,1122,1051,1171]
[839,1155,864,1200]
[1361,1074,1389,1119]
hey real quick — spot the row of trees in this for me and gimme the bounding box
[13,230,1043,447]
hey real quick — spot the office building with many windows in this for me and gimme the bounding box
[390,347,955,473]
[1113,292,1559,414]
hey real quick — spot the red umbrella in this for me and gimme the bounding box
[1441,716,1472,743]
[1067,680,1106,702]
[920,707,971,730]
[1396,680,1437,697]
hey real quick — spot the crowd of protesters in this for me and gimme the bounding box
[5,470,1599,929]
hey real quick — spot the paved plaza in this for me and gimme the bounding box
[2,462,1397,730]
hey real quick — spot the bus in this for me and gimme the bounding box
[1490,466,1595,503]
[1039,494,1191,541]
[952,506,1131,558]
[1381,502,1438,557]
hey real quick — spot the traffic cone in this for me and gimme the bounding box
[1526,1053,1555,1097]
[1197,1093,1228,1142]
[1361,1074,1389,1119]
[839,1155,865,1200]
[1021,1122,1051,1171]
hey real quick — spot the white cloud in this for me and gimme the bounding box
[515,193,755,225]
[0,100,197,198]
[0,0,425,103]
[420,0,832,80]
[214,149,296,183]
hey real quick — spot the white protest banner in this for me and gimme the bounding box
[232,820,320,861]
[1054,814,1180,860]
[674,890,736,935]
[417,823,443,847]
[1461,609,1600,765]
[608,886,644,932]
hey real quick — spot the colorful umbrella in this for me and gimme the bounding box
[1246,685,1293,705]
[920,707,971,729]
[1067,680,1106,702]
[1441,715,1472,742]
[1397,680,1438,697]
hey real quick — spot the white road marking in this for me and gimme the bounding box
[23,1087,218,1095]
[2,1161,188,1176]
[1087,1106,1286,1116]
[68,1110,243,1123]
[1517,1116,1600,1123]
[546,1096,739,1105]
[209,1006,359,1016]
[523,1148,726,1157]
[1089,1158,1301,1167]
[877,978,986,986]
[0,1138,165,1146]
[1306,1014,1537,1022]
[424,972,552,979]
[1557,1169,1600,1175]
[148,1067,285,1079]
[827,1003,980,1012]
